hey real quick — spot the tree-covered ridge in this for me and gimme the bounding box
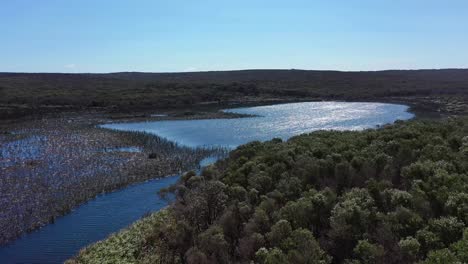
[144,118,468,264]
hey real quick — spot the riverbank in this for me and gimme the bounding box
[62,101,413,263]
[2,94,465,123]
[0,97,443,246]
[0,111,227,246]
[0,96,461,256]
[65,209,174,264]
[68,116,468,263]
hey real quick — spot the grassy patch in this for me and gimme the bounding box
[66,210,172,264]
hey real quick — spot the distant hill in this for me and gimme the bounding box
[1,69,468,119]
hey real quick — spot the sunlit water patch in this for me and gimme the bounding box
[150,114,168,117]
[99,146,142,153]
[102,102,413,148]
[0,102,413,263]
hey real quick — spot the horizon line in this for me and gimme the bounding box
[1,67,468,75]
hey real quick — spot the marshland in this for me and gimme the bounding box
[0,112,225,246]
[3,1,468,263]
[1,69,468,263]
[0,101,414,263]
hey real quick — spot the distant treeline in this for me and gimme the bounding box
[1,69,468,118]
[75,118,468,263]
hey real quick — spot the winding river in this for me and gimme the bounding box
[0,102,413,263]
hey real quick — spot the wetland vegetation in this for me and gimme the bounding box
[1,69,468,263]
[3,1,468,263]
[0,101,413,263]
[0,116,221,246]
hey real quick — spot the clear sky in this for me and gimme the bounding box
[1,0,468,73]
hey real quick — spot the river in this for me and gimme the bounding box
[0,102,413,263]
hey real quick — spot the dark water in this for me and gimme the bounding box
[0,102,413,263]
[0,176,178,264]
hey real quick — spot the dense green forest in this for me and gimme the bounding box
[71,118,468,263]
[2,69,468,118]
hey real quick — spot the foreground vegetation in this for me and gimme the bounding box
[65,210,173,264]
[0,117,219,245]
[2,69,468,119]
[71,118,468,263]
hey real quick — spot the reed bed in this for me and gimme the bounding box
[0,117,223,245]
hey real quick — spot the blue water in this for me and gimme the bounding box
[0,176,178,264]
[0,102,413,264]
[102,102,413,148]
[100,146,142,153]
[0,135,46,167]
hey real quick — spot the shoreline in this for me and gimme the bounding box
[0,98,451,247]
[0,93,459,126]
[0,113,221,246]
[65,106,468,264]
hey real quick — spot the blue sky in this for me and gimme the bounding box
[1,0,467,72]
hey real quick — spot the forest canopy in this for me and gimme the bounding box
[71,118,468,263]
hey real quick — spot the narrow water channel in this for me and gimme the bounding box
[0,102,413,263]
[0,176,179,264]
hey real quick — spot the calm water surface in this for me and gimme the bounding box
[0,102,413,263]
[102,102,414,148]
[0,176,178,264]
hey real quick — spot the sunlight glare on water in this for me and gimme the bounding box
[0,102,413,264]
[102,102,414,148]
